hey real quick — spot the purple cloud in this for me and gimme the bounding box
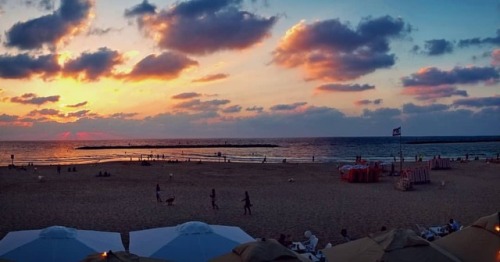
[317,83,375,92]
[222,105,242,113]
[5,0,93,50]
[172,92,202,100]
[86,27,122,36]
[67,110,90,118]
[270,102,307,111]
[402,103,450,114]
[458,30,500,47]
[67,101,87,108]
[123,52,198,81]
[0,114,19,122]
[246,106,263,113]
[402,66,499,87]
[124,0,156,17]
[0,53,60,79]
[10,93,60,105]
[135,0,277,55]
[62,47,124,81]
[28,108,63,117]
[402,85,468,101]
[423,39,453,56]
[273,16,410,81]
[174,98,230,112]
[23,0,55,11]
[452,96,500,108]
[109,112,138,119]
[355,99,382,106]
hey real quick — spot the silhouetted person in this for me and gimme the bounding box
[242,191,252,215]
[210,188,219,210]
[341,229,351,242]
[156,184,162,202]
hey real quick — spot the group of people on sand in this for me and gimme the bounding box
[277,226,391,255]
[155,185,253,214]
[209,189,253,215]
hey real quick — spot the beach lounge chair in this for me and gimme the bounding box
[415,224,437,241]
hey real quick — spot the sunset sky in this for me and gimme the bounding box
[0,0,499,140]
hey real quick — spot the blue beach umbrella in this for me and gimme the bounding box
[0,226,124,262]
[129,221,255,262]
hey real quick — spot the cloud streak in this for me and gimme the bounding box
[317,83,375,92]
[270,102,307,111]
[458,30,500,47]
[192,73,228,83]
[452,96,500,108]
[172,92,202,100]
[67,101,87,108]
[402,85,468,101]
[355,99,382,106]
[402,66,499,87]
[10,93,60,105]
[174,98,230,112]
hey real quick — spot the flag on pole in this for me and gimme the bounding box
[392,127,401,136]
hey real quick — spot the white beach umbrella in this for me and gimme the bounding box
[129,221,255,262]
[0,226,124,262]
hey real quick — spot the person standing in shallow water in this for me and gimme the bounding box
[242,191,252,215]
[210,188,219,210]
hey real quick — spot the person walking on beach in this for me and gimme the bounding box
[156,184,162,202]
[242,191,252,215]
[210,188,219,210]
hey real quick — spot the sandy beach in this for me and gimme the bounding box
[0,160,499,250]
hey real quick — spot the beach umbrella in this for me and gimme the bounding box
[210,238,311,262]
[82,250,168,262]
[0,225,124,262]
[129,221,255,262]
[322,228,460,262]
[434,212,500,262]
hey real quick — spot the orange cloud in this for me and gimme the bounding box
[192,73,228,83]
[273,16,409,82]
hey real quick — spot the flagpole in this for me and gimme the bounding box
[399,130,402,173]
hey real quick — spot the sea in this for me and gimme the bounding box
[1,136,499,166]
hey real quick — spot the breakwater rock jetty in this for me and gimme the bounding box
[75,144,279,150]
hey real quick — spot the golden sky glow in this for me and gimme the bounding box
[0,0,498,139]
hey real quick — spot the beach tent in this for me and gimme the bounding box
[0,226,124,262]
[210,238,311,262]
[434,212,500,262]
[322,228,460,262]
[129,221,255,262]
